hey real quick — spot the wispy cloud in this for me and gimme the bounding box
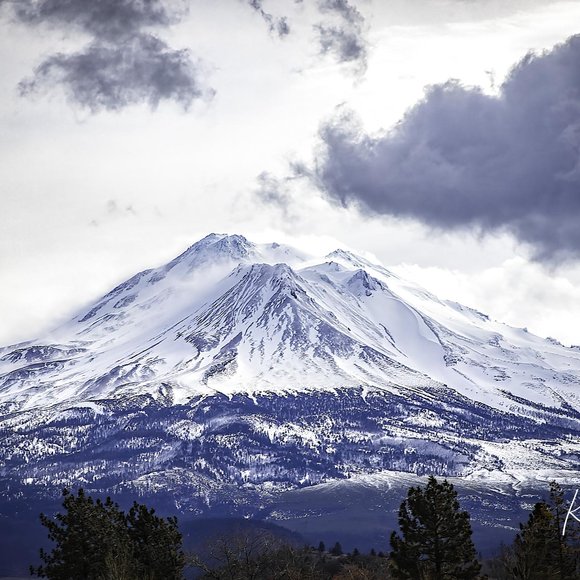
[245,0,290,37]
[315,0,368,73]
[243,0,368,69]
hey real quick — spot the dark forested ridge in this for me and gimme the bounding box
[2,389,578,507]
[2,389,579,576]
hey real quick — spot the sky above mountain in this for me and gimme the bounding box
[2,0,580,346]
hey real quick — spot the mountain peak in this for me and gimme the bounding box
[168,233,254,271]
[326,248,375,271]
[187,233,251,254]
[327,248,396,279]
[237,262,301,295]
[2,233,579,421]
[347,269,383,294]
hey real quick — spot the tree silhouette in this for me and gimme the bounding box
[30,489,129,580]
[390,476,481,579]
[509,482,578,580]
[30,488,184,580]
[126,501,184,580]
[331,541,343,556]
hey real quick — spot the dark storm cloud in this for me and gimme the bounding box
[8,0,207,112]
[315,0,368,71]
[246,0,290,37]
[12,0,182,40]
[307,35,580,262]
[19,33,204,111]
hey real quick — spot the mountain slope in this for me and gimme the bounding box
[1,233,578,414]
[0,233,579,510]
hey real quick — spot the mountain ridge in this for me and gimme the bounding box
[0,233,579,510]
[1,233,579,413]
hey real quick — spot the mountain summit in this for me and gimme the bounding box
[2,234,578,414]
[1,234,579,513]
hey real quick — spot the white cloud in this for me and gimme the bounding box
[394,258,580,346]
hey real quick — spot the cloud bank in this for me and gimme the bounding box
[9,0,207,111]
[309,35,580,262]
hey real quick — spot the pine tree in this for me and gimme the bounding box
[30,489,131,580]
[331,541,343,556]
[509,482,578,580]
[511,502,557,579]
[390,476,481,580]
[126,502,185,580]
[30,488,185,580]
[549,481,578,580]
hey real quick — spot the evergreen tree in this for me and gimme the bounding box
[31,488,185,580]
[549,481,579,579]
[511,502,557,579]
[30,489,130,580]
[509,482,578,580]
[331,541,343,556]
[126,502,185,580]
[390,476,481,580]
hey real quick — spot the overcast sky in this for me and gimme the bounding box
[2,0,580,346]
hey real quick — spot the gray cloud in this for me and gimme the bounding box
[246,0,290,37]
[8,0,207,112]
[12,0,183,40]
[19,33,205,111]
[318,0,362,24]
[255,171,295,217]
[306,35,580,262]
[315,0,367,71]
[254,162,314,225]
[315,24,366,67]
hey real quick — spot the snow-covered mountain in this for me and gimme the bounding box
[1,233,579,515]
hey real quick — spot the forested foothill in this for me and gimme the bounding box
[23,478,580,579]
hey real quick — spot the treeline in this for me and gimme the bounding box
[31,477,580,579]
